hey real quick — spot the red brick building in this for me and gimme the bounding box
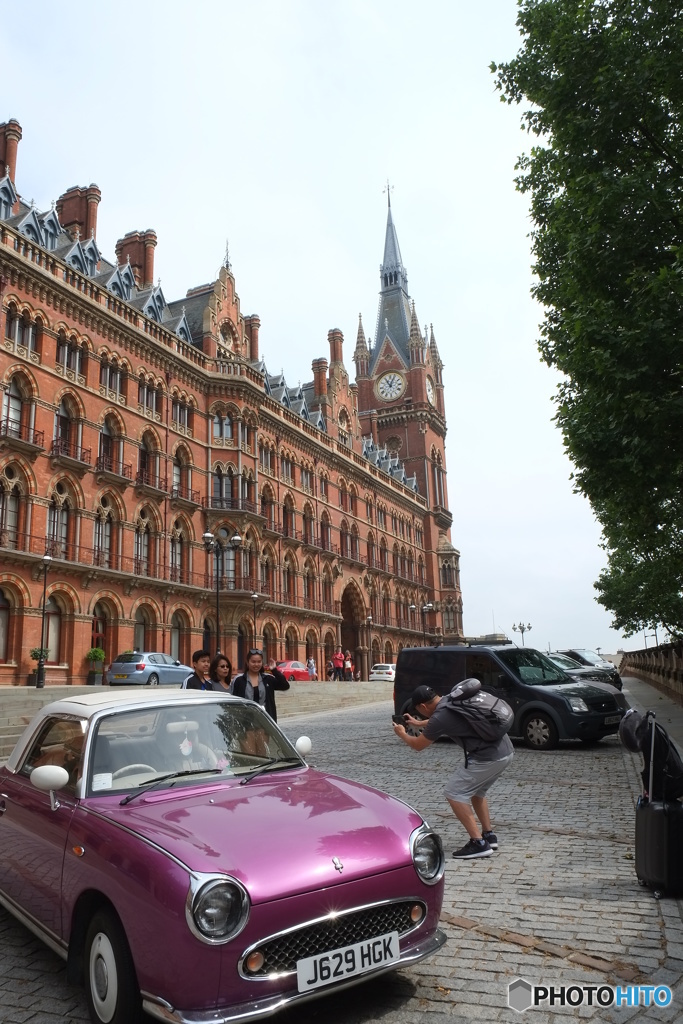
[0,119,462,685]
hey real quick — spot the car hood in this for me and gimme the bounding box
[88,768,423,904]
[542,681,622,701]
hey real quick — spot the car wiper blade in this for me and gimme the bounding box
[239,757,303,786]
[120,768,223,805]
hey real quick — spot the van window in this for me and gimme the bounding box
[497,648,566,685]
[464,653,502,689]
[398,649,465,689]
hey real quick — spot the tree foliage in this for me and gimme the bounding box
[492,0,683,637]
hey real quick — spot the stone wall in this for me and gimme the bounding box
[620,644,683,705]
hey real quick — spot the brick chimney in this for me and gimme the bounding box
[328,328,344,365]
[0,119,22,214]
[312,358,329,399]
[115,229,157,288]
[56,184,102,241]
[0,119,22,185]
[244,314,261,361]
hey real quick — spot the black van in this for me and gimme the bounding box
[394,645,628,750]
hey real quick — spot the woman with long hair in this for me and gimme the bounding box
[229,648,289,721]
[207,654,233,692]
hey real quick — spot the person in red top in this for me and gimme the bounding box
[332,646,344,681]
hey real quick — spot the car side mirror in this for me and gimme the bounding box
[30,765,70,810]
[295,736,312,758]
[173,660,181,666]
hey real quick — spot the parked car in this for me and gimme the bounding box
[556,648,622,690]
[548,652,624,692]
[106,651,193,686]
[394,645,628,750]
[369,664,396,682]
[0,690,445,1024]
[276,660,310,681]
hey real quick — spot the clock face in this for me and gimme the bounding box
[377,372,405,401]
[426,377,435,405]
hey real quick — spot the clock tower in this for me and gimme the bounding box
[354,195,462,641]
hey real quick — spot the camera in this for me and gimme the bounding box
[392,714,407,725]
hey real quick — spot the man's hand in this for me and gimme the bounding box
[392,722,406,737]
[403,713,426,730]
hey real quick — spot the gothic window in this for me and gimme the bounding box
[367,533,375,568]
[134,510,153,576]
[366,498,373,523]
[47,492,70,558]
[322,571,332,608]
[281,456,293,483]
[301,467,312,492]
[441,561,455,587]
[2,377,24,437]
[45,597,61,663]
[282,498,296,539]
[170,522,184,582]
[94,497,114,568]
[259,444,272,473]
[0,478,20,549]
[91,602,107,651]
[138,376,157,415]
[349,488,356,515]
[0,589,9,661]
[138,434,160,488]
[339,483,348,512]
[100,356,125,400]
[392,545,399,575]
[351,526,360,561]
[340,520,350,558]
[134,608,150,652]
[213,412,233,440]
[282,557,295,603]
[56,333,82,375]
[303,506,314,545]
[320,512,331,551]
[260,486,275,527]
[319,474,328,499]
[172,397,190,430]
[54,398,74,448]
[98,418,123,474]
[443,605,456,632]
[380,538,388,571]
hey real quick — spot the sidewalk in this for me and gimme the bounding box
[622,674,683,753]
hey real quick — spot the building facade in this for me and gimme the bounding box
[0,118,463,685]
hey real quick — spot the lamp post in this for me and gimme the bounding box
[512,622,532,646]
[421,603,433,647]
[36,553,52,689]
[409,603,416,639]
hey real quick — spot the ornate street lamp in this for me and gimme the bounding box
[203,532,222,655]
[421,603,433,647]
[512,622,532,646]
[36,552,52,689]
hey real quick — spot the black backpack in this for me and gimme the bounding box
[445,678,514,748]
[619,709,683,801]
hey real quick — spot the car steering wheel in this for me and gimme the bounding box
[112,764,157,779]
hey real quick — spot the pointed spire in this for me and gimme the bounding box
[355,313,368,352]
[409,301,422,346]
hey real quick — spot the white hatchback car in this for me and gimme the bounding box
[369,664,396,682]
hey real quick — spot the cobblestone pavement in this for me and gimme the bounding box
[2,693,683,1022]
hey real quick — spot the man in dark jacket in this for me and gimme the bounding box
[181,650,211,690]
[230,649,289,721]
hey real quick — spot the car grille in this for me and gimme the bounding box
[583,692,619,713]
[242,900,423,976]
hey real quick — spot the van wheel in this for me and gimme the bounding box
[523,712,558,751]
[400,700,426,738]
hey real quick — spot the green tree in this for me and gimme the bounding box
[492,0,683,637]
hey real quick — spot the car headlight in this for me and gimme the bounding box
[567,697,589,712]
[410,825,445,886]
[186,876,250,943]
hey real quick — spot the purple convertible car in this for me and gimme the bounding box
[0,690,446,1024]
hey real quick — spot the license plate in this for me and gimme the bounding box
[113,674,128,679]
[296,930,400,992]
[605,715,621,725]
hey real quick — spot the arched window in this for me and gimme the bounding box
[282,498,296,540]
[170,611,185,662]
[212,466,234,508]
[322,571,333,610]
[98,416,124,475]
[0,589,10,661]
[94,499,113,567]
[213,412,233,440]
[303,506,314,545]
[45,597,61,663]
[285,628,297,660]
[56,333,82,375]
[48,494,70,558]
[2,377,24,436]
[320,513,331,551]
[91,601,107,651]
[170,523,184,582]
[55,398,73,446]
[138,434,159,488]
[0,477,21,549]
[134,608,150,652]
[282,556,296,603]
[134,510,153,576]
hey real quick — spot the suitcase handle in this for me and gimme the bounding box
[646,710,656,802]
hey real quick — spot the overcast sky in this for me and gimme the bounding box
[2,0,636,654]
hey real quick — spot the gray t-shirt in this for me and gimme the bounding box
[423,697,513,762]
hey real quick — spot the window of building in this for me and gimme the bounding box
[281,456,293,483]
[0,589,10,661]
[319,474,328,499]
[56,333,82,375]
[45,597,61,663]
[213,412,233,440]
[301,467,312,492]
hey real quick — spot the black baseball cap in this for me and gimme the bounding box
[409,685,438,709]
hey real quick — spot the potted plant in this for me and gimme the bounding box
[85,647,106,685]
[28,647,49,686]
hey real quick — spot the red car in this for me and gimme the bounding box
[277,660,311,681]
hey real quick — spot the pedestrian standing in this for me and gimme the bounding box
[393,682,513,859]
[230,648,290,722]
[332,646,344,681]
[343,650,353,681]
[306,656,317,680]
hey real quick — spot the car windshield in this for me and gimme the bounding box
[574,649,603,666]
[85,700,303,797]
[497,649,569,686]
[111,653,142,664]
[549,653,581,670]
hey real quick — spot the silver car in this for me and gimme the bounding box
[106,652,193,686]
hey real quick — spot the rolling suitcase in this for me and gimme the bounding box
[634,711,683,898]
